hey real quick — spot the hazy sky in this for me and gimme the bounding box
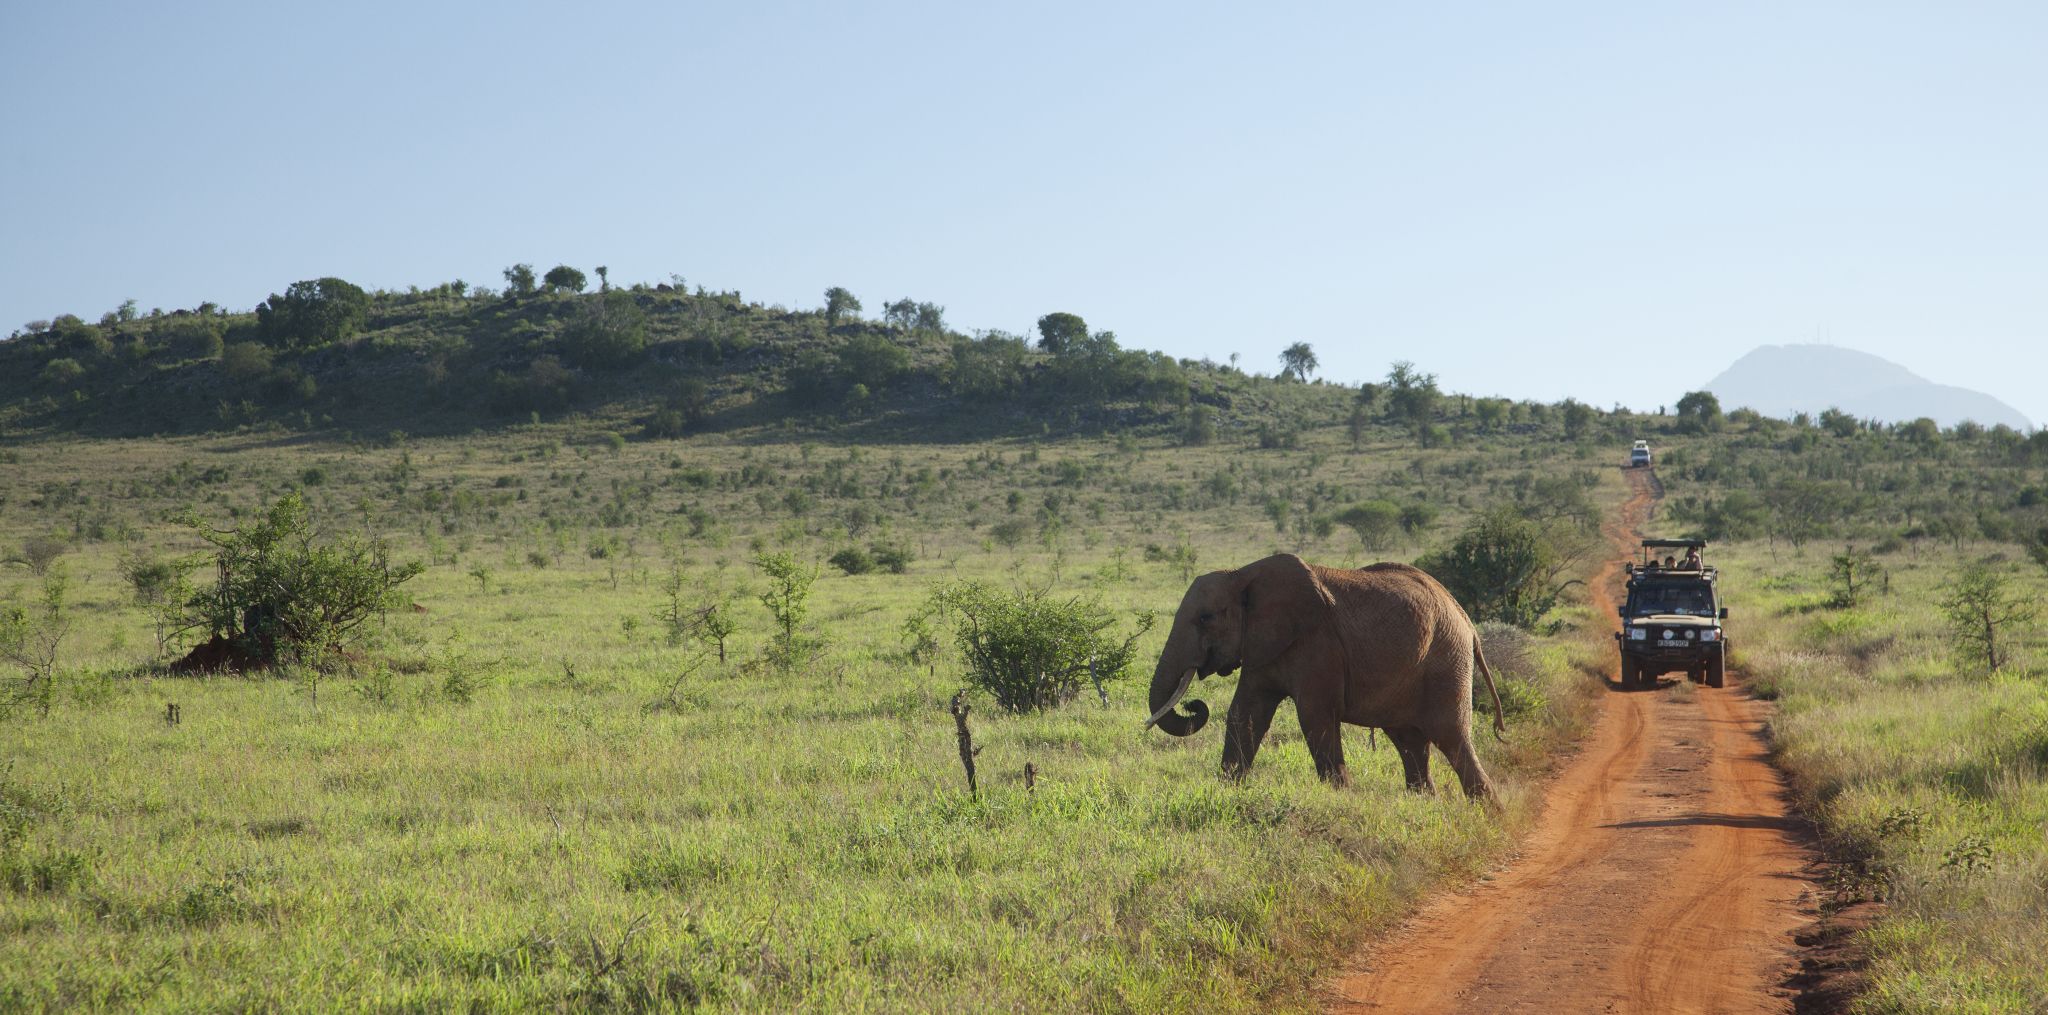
[5,2,2045,425]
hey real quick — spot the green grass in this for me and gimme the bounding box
[0,427,1608,1012]
[1715,541,2048,1014]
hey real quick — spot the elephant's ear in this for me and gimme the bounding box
[1235,553,1337,668]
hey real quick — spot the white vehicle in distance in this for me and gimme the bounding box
[1629,440,1652,468]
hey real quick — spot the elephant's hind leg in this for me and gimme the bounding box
[1386,726,1434,793]
[1432,731,1496,800]
[1222,688,1284,781]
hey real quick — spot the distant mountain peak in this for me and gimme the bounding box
[1703,344,2030,430]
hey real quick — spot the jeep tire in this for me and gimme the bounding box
[1707,647,1726,688]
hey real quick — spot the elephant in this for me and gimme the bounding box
[1144,553,1507,798]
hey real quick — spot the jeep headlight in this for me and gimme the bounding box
[1685,630,1696,640]
[1628,627,1648,641]
[1701,629,1720,642]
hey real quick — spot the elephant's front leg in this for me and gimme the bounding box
[1221,688,1284,781]
[1292,687,1349,787]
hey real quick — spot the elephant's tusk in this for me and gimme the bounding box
[1144,668,1199,730]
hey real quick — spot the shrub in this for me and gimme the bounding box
[828,547,875,575]
[490,356,576,415]
[927,581,1152,713]
[220,342,275,382]
[1417,506,1576,629]
[7,537,70,577]
[560,292,647,369]
[180,493,424,667]
[870,543,913,574]
[155,317,224,360]
[38,358,85,387]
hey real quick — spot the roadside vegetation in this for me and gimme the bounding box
[1647,405,2048,1014]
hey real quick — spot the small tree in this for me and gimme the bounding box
[1827,545,1880,608]
[1938,564,2037,674]
[119,550,197,656]
[1561,399,1595,440]
[594,265,610,292]
[928,581,1152,713]
[753,552,819,668]
[0,569,71,716]
[883,298,917,329]
[1385,360,1440,431]
[823,287,862,327]
[503,263,538,297]
[1674,390,1724,434]
[1279,342,1318,382]
[180,493,424,668]
[1035,312,1088,355]
[543,265,587,294]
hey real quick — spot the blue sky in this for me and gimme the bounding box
[4,2,2045,424]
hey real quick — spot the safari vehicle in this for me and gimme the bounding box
[1616,538,1728,688]
[1629,440,1652,468]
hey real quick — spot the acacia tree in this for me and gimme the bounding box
[1938,564,2037,674]
[1280,342,1318,382]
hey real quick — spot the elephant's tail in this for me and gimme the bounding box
[1472,634,1507,742]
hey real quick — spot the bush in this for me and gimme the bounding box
[543,265,587,294]
[220,342,275,382]
[560,292,647,369]
[927,581,1152,713]
[154,317,224,360]
[38,358,85,387]
[870,543,913,574]
[828,547,874,575]
[255,277,369,349]
[180,493,424,667]
[1417,506,1575,629]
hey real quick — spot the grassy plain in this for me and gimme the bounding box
[1711,538,2048,1014]
[0,423,1612,1012]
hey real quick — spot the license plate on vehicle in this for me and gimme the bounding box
[1657,639,1686,646]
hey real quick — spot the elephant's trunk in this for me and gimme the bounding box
[1146,624,1209,736]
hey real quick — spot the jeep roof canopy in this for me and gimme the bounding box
[1641,539,1705,549]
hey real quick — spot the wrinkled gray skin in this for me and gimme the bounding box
[1146,554,1506,798]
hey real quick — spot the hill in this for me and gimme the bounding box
[0,275,1373,443]
[1703,343,2031,430]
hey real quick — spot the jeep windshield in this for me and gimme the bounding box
[1627,585,1714,616]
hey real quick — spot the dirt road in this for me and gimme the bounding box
[1326,469,1816,1014]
